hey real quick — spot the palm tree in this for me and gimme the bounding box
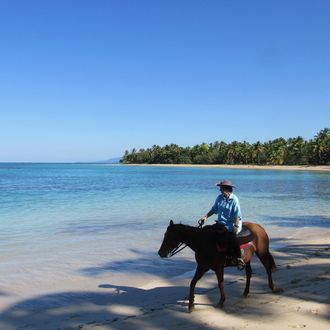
[266,138,286,165]
[121,128,328,165]
[312,128,330,164]
[252,141,265,164]
[285,136,307,165]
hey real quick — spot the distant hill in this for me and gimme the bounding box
[77,157,122,164]
[95,157,122,164]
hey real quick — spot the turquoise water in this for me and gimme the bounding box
[0,163,329,289]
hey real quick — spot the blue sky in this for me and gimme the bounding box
[1,0,329,162]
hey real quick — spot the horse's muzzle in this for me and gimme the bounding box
[158,249,168,258]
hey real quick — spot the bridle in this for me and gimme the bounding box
[168,219,205,257]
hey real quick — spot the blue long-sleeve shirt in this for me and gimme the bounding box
[211,192,242,233]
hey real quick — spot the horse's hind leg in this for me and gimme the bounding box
[243,261,252,297]
[188,266,207,312]
[257,251,283,293]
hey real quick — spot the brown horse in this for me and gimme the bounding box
[158,220,283,312]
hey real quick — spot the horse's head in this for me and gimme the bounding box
[158,220,182,258]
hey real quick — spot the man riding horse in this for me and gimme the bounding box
[200,179,246,270]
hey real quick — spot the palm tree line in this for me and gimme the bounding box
[122,128,330,166]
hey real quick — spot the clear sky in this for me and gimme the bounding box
[1,0,329,162]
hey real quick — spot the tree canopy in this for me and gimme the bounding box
[122,128,330,166]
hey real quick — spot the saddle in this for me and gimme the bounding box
[212,224,256,267]
[211,223,255,245]
[237,225,255,245]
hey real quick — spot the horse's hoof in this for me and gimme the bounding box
[188,304,195,313]
[215,302,224,309]
[272,287,284,293]
[243,291,249,297]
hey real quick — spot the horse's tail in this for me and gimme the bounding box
[268,251,277,272]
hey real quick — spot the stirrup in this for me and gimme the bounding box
[237,258,246,270]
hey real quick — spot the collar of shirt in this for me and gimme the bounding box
[221,192,233,200]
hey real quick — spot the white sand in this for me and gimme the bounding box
[0,227,329,330]
[123,164,330,172]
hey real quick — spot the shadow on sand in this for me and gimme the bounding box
[0,242,329,329]
[264,215,330,228]
[80,248,196,278]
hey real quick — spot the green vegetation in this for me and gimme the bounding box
[122,128,330,166]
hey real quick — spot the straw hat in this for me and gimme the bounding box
[216,180,235,188]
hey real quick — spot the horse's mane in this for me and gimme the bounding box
[172,223,201,233]
[174,223,199,228]
[172,223,227,237]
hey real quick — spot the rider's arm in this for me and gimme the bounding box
[233,197,242,233]
[233,216,240,233]
[202,196,219,222]
[202,210,215,222]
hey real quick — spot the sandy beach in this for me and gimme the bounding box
[122,164,330,172]
[0,226,329,330]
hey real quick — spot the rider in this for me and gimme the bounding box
[200,179,246,270]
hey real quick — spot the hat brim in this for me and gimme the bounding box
[216,183,235,188]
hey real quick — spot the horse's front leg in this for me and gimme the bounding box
[215,265,225,308]
[188,265,207,312]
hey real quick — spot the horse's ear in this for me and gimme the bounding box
[169,219,174,226]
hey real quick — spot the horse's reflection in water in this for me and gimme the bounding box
[158,220,283,312]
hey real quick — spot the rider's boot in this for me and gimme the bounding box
[230,232,246,270]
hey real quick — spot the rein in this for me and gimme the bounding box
[169,219,205,257]
[169,242,187,257]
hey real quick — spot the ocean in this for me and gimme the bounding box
[0,163,329,293]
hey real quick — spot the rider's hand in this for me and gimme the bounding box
[200,215,208,222]
[198,216,207,227]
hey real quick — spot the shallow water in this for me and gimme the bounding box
[0,163,329,292]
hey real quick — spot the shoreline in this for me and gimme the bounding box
[121,164,330,172]
[2,162,329,172]
[122,163,330,172]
